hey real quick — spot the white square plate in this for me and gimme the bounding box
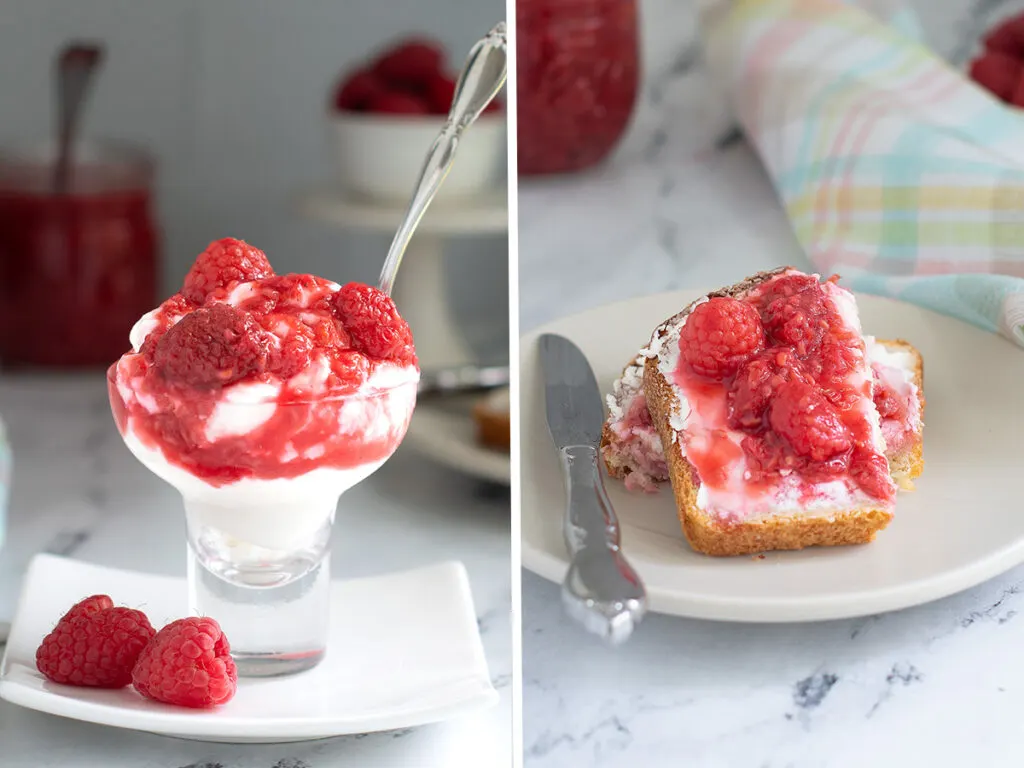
[0,554,498,743]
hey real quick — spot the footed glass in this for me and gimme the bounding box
[107,367,417,676]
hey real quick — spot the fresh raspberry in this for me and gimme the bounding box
[678,297,766,380]
[36,596,155,688]
[333,283,416,364]
[367,91,431,115]
[811,337,859,392]
[332,68,386,111]
[758,273,820,301]
[182,238,274,305]
[267,321,314,380]
[373,39,444,87]
[728,348,809,430]
[140,294,195,362]
[969,52,1023,102]
[154,304,270,388]
[761,280,831,355]
[850,451,894,501]
[984,15,1024,59]
[425,72,457,114]
[769,380,852,461]
[132,617,237,709]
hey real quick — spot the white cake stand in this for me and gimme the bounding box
[296,185,510,485]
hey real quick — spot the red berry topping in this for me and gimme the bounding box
[873,373,907,422]
[969,52,1023,102]
[333,68,385,112]
[769,380,852,462]
[256,273,337,315]
[850,452,893,502]
[366,91,431,115]
[761,277,831,354]
[333,282,416,364]
[154,304,270,388]
[425,72,457,114]
[728,348,809,430]
[373,39,444,87]
[36,596,155,688]
[182,238,274,305]
[132,617,237,709]
[266,320,315,380]
[678,297,766,380]
[330,349,371,392]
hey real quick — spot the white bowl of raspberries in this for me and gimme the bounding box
[328,37,506,203]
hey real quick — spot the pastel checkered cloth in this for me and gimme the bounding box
[701,0,1024,345]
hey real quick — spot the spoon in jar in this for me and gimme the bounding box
[377,22,507,297]
[53,42,105,194]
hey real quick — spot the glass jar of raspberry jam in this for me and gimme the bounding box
[516,0,640,175]
[0,140,159,368]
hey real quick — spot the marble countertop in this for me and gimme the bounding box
[519,0,1024,765]
[0,376,511,768]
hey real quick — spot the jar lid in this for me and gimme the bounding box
[0,138,154,194]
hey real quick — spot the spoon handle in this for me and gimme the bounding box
[54,43,104,194]
[377,22,507,296]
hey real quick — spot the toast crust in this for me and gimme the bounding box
[601,421,628,479]
[640,269,895,557]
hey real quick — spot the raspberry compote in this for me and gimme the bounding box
[516,0,639,175]
[0,141,159,367]
[107,237,419,676]
[665,271,896,523]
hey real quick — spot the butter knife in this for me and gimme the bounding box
[538,334,647,644]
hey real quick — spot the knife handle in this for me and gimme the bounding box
[558,445,647,645]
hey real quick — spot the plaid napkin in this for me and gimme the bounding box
[701,0,1024,345]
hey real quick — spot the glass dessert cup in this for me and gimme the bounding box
[107,367,417,677]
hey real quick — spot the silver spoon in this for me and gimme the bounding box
[53,42,104,194]
[377,23,507,297]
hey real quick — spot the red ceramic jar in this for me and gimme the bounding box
[0,141,159,368]
[516,0,640,175]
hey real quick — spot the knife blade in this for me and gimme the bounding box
[538,333,647,644]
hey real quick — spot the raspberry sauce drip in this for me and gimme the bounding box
[673,274,894,503]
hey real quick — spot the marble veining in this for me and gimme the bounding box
[520,0,1024,765]
[0,376,511,768]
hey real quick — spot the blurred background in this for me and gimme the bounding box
[0,0,509,367]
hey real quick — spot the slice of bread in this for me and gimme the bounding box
[640,269,908,556]
[473,386,510,451]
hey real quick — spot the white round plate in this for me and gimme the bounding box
[405,396,510,485]
[521,290,1024,623]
